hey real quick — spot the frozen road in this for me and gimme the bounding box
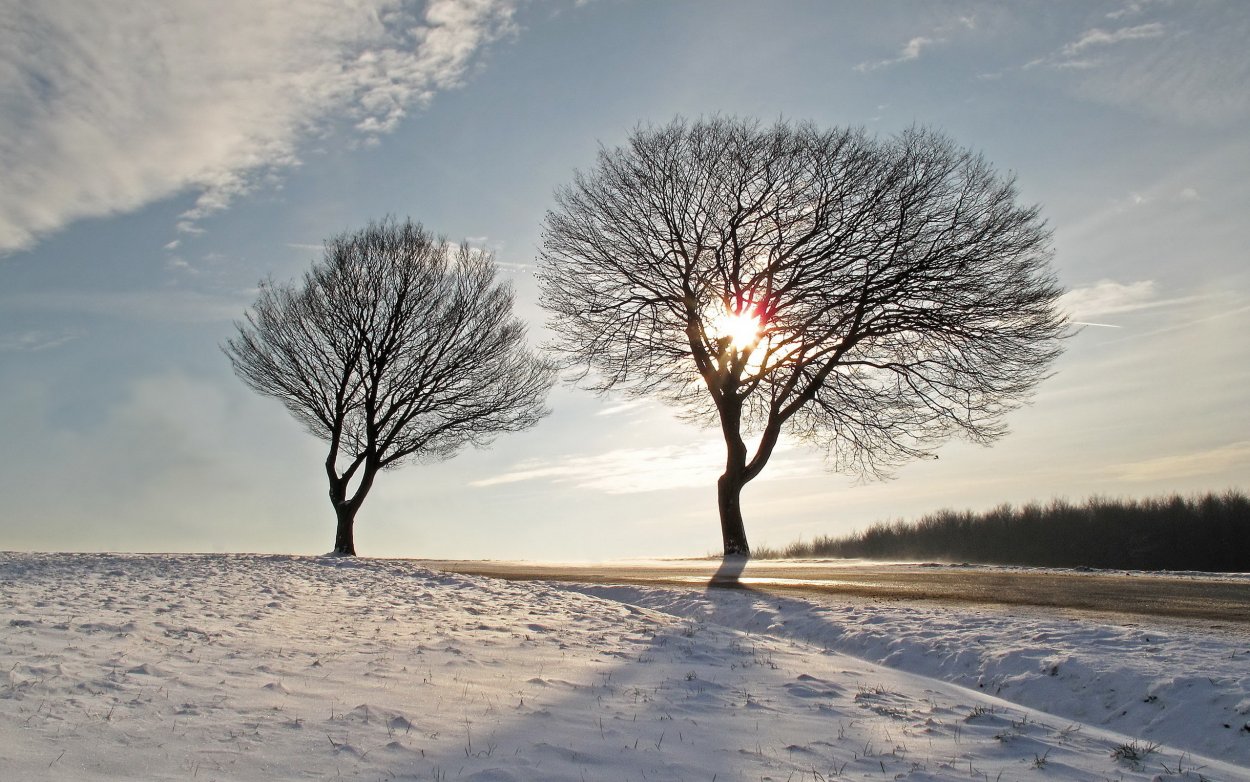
[418,558,1250,624]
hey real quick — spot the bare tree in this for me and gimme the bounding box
[225,218,555,555]
[538,117,1067,556]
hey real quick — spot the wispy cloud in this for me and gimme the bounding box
[855,36,936,73]
[472,444,724,494]
[1026,23,1166,70]
[1021,7,1250,124]
[473,442,814,494]
[1106,1,1162,22]
[1110,441,1250,482]
[854,14,977,75]
[0,0,518,254]
[4,289,249,323]
[597,399,649,417]
[1060,23,1165,57]
[0,329,80,352]
[1059,279,1159,321]
[1058,278,1216,328]
[494,262,530,273]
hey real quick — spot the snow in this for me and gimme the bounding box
[566,582,1250,769]
[1,553,1247,781]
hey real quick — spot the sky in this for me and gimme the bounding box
[1,0,1247,560]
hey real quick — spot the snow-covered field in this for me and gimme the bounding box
[2,553,1247,781]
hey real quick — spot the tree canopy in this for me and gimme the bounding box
[538,117,1067,555]
[226,218,554,554]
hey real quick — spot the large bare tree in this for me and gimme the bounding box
[225,218,555,555]
[538,117,1067,556]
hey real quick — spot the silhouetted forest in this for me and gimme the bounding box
[758,491,1250,571]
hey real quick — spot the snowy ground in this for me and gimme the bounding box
[2,553,1247,781]
[566,580,1250,768]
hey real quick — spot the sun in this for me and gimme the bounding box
[712,308,762,350]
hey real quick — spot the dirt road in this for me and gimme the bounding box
[417,558,1250,624]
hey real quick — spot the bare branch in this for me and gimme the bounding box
[538,117,1068,555]
[224,218,556,554]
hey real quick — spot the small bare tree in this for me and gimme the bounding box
[538,117,1067,556]
[225,218,555,555]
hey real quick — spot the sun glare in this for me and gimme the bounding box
[713,309,762,350]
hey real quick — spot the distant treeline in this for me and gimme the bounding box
[758,491,1250,571]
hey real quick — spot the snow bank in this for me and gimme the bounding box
[1,553,1245,781]
[566,580,1250,768]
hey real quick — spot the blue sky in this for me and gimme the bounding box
[1,0,1247,559]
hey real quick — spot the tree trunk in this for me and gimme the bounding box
[717,471,750,556]
[328,460,377,557]
[715,392,753,557]
[333,504,356,556]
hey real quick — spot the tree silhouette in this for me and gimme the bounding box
[539,117,1067,556]
[225,218,554,555]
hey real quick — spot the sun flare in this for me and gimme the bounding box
[713,309,762,350]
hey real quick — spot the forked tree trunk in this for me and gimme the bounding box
[717,470,751,556]
[716,395,753,557]
[333,504,357,556]
[328,461,378,557]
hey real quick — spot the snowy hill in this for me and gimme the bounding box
[1,553,1246,781]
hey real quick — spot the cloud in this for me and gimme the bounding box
[1030,21,1165,69]
[0,329,79,352]
[473,442,815,494]
[1022,8,1250,124]
[1107,2,1144,21]
[1103,186,1202,213]
[492,261,530,273]
[4,289,248,322]
[1060,23,1165,57]
[854,13,983,75]
[1059,280,1247,336]
[1110,441,1250,482]
[1059,279,1160,321]
[1059,279,1232,328]
[1027,22,1166,70]
[164,257,195,274]
[855,36,937,73]
[0,0,517,253]
[472,444,724,493]
[597,399,649,417]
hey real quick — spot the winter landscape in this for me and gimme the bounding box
[4,2,1250,780]
[3,553,1247,781]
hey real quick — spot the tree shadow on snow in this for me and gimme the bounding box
[708,554,748,587]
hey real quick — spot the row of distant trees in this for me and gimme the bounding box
[757,492,1250,572]
[225,116,1068,556]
